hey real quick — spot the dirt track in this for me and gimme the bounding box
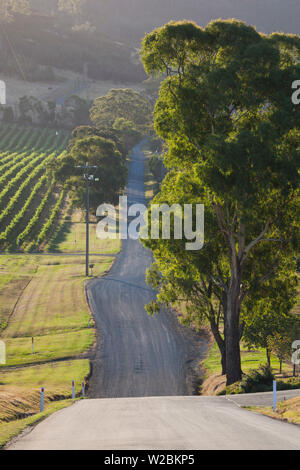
[86,143,208,398]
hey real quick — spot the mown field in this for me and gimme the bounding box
[0,124,120,446]
[0,254,113,447]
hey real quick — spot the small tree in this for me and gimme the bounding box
[243,271,299,366]
[267,333,293,374]
[90,88,152,134]
[50,135,127,211]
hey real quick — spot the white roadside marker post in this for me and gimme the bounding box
[82,382,85,398]
[72,380,75,399]
[40,387,45,412]
[273,380,277,412]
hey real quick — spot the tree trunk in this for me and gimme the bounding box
[221,346,226,376]
[210,318,226,375]
[225,321,242,385]
[266,348,271,367]
[280,360,282,374]
[225,275,243,386]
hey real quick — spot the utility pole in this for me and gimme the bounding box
[77,163,99,276]
[55,130,59,158]
[86,171,90,277]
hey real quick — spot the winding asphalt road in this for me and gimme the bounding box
[8,143,300,450]
[87,143,207,398]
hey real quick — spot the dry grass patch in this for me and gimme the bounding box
[0,360,89,425]
[48,208,121,254]
[0,399,75,449]
[249,396,300,425]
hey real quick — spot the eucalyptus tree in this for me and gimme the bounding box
[140,19,300,385]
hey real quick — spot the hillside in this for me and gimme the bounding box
[66,0,300,42]
[0,12,146,84]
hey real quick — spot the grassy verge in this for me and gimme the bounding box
[0,399,77,448]
[0,360,89,422]
[46,207,121,254]
[201,339,300,395]
[248,396,300,425]
[0,253,113,446]
[203,341,281,377]
[143,149,159,204]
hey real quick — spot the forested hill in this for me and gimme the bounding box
[29,0,300,44]
[80,0,300,42]
[2,0,299,85]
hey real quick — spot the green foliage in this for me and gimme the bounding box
[90,88,152,133]
[140,19,300,385]
[220,369,300,395]
[51,134,127,210]
[240,365,275,393]
[149,153,164,183]
[277,377,300,391]
[0,124,70,249]
[112,118,142,156]
[242,268,300,356]
[267,333,294,372]
[220,365,275,395]
[37,189,66,244]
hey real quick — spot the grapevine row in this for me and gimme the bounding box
[0,173,49,241]
[0,151,49,210]
[36,188,66,244]
[18,180,54,243]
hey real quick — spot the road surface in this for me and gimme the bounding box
[7,143,300,450]
[9,396,300,450]
[86,143,207,398]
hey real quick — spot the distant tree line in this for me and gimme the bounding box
[50,88,152,210]
[0,94,90,129]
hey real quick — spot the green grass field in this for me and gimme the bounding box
[48,208,121,254]
[0,123,121,446]
[0,254,113,446]
[203,341,281,377]
[0,399,76,448]
[0,255,112,365]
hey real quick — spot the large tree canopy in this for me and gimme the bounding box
[140,19,300,385]
[90,88,152,133]
[50,133,127,210]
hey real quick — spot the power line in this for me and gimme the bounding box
[0,21,27,81]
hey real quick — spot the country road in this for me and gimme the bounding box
[86,142,208,398]
[7,142,300,451]
[9,396,300,450]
